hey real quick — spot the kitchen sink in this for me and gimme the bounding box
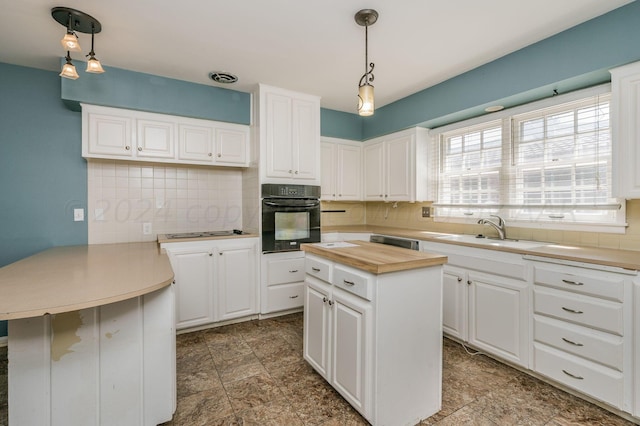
[435,234,546,250]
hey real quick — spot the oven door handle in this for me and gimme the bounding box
[264,201,320,208]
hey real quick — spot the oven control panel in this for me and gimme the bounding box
[262,184,320,198]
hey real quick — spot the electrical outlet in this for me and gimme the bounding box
[73,208,85,222]
[421,207,431,218]
[143,222,152,235]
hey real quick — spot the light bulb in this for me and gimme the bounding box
[358,84,375,116]
[86,56,105,73]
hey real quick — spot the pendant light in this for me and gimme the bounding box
[59,51,79,80]
[86,24,105,73]
[51,7,104,80]
[355,9,378,117]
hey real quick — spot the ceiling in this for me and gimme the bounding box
[1,0,633,113]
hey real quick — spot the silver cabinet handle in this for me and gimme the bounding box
[312,267,321,272]
[137,146,142,151]
[467,280,472,285]
[457,277,462,282]
[328,300,334,306]
[322,297,328,303]
[562,307,584,314]
[288,170,293,174]
[343,280,355,286]
[562,279,584,286]
[208,153,212,157]
[289,295,299,299]
[209,253,213,256]
[125,146,131,150]
[289,269,299,273]
[218,153,222,157]
[562,337,584,347]
[562,369,584,380]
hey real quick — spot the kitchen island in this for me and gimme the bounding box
[0,242,176,426]
[301,241,447,426]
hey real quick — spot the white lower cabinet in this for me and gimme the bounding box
[162,238,259,330]
[425,241,529,367]
[635,278,640,418]
[261,251,306,314]
[528,258,635,412]
[303,253,443,425]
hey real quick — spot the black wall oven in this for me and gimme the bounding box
[261,184,321,253]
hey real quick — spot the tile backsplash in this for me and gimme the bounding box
[324,199,640,252]
[87,160,243,244]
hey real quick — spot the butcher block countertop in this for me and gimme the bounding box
[0,242,174,321]
[301,240,447,274]
[323,225,640,272]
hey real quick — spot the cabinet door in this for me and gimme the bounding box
[265,92,294,178]
[87,113,134,157]
[167,249,214,330]
[136,119,175,159]
[178,123,214,163]
[611,62,640,198]
[443,266,468,341]
[292,98,319,180]
[216,243,257,322]
[331,290,370,415]
[468,271,528,367]
[363,142,385,200]
[337,144,362,200]
[321,142,336,200]
[215,126,248,166]
[385,135,413,201]
[304,279,331,379]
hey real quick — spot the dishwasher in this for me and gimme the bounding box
[369,234,420,251]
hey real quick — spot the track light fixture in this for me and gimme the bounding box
[355,9,378,117]
[51,7,104,79]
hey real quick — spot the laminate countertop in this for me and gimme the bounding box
[322,225,640,272]
[0,242,174,321]
[301,240,448,274]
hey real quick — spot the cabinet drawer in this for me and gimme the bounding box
[447,254,527,281]
[266,282,304,312]
[534,316,623,371]
[534,343,623,408]
[305,255,333,283]
[534,288,623,335]
[533,264,624,302]
[268,257,306,285]
[333,266,373,301]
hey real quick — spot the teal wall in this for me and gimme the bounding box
[320,108,363,140]
[61,61,251,124]
[0,63,88,338]
[364,0,640,139]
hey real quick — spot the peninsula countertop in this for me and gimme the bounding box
[0,242,174,321]
[301,240,448,274]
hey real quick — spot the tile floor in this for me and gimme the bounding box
[0,313,636,425]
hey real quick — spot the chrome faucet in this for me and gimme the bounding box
[478,215,506,240]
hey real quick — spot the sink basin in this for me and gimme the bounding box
[435,234,545,250]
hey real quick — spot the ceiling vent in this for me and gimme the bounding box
[209,71,238,84]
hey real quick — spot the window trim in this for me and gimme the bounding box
[429,83,626,234]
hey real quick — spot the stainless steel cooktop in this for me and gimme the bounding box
[164,230,242,239]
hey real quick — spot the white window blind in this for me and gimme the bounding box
[432,87,624,231]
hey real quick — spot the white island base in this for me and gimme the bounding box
[8,284,176,426]
[302,245,445,426]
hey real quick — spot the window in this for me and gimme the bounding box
[432,86,624,232]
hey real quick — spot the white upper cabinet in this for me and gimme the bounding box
[85,111,134,158]
[321,138,362,201]
[362,127,430,202]
[136,118,175,159]
[82,104,249,167]
[258,84,321,184]
[611,61,640,199]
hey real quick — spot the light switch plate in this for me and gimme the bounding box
[143,222,152,235]
[421,207,431,218]
[74,208,85,222]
